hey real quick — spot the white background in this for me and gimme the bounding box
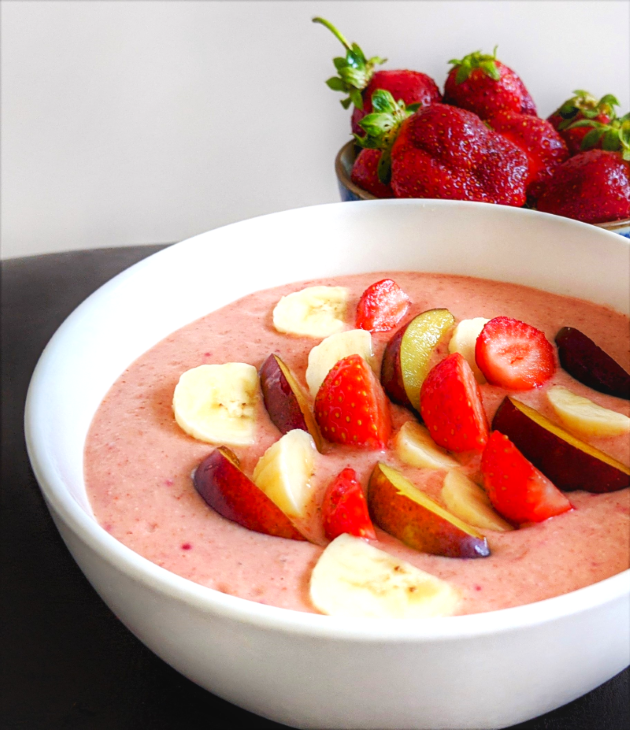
[2,0,629,258]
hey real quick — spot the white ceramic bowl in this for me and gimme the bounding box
[25,200,630,730]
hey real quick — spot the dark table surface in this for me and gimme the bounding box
[1,246,628,730]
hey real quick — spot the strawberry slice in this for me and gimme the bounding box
[321,467,376,541]
[481,431,572,524]
[475,316,555,390]
[356,278,410,333]
[314,354,391,449]
[419,353,489,452]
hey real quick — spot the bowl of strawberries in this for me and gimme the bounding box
[315,17,630,237]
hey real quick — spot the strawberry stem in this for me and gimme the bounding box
[448,48,500,84]
[312,17,352,51]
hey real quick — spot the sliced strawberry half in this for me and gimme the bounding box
[481,431,572,524]
[356,278,410,333]
[321,467,376,541]
[315,354,391,450]
[475,316,555,390]
[419,352,489,452]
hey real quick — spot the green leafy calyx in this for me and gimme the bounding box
[313,17,386,109]
[354,89,420,183]
[448,47,500,84]
[568,111,630,160]
[556,90,620,130]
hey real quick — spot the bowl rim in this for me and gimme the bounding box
[25,199,630,642]
[334,140,630,231]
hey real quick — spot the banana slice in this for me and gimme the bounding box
[310,534,460,619]
[547,385,630,438]
[394,421,459,470]
[173,363,259,445]
[273,286,349,338]
[305,329,374,396]
[253,429,317,518]
[448,317,490,383]
[442,471,513,532]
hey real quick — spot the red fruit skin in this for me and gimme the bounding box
[194,448,306,541]
[489,110,569,200]
[481,431,572,525]
[419,352,489,453]
[536,150,630,224]
[351,69,441,135]
[390,104,528,206]
[356,278,410,332]
[350,149,394,198]
[321,467,376,541]
[444,61,537,120]
[315,354,392,450]
[475,316,555,391]
[548,110,612,156]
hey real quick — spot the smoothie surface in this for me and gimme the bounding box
[84,271,630,615]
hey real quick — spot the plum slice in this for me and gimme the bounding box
[492,396,630,493]
[555,327,630,400]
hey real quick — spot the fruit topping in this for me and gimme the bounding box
[393,421,459,470]
[420,353,489,453]
[381,308,455,412]
[475,316,555,390]
[309,533,460,619]
[315,354,391,450]
[441,470,513,532]
[356,278,410,333]
[492,396,630,493]
[547,386,630,438]
[259,354,323,451]
[535,149,630,224]
[252,430,317,519]
[306,329,374,397]
[447,317,490,383]
[555,326,630,400]
[444,47,537,119]
[193,448,306,540]
[272,285,349,338]
[321,467,376,541]
[173,362,259,445]
[368,462,490,558]
[481,431,572,524]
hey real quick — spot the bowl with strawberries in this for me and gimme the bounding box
[315,18,630,237]
[25,194,630,729]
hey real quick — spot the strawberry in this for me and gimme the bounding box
[356,278,410,332]
[475,317,555,391]
[419,353,489,453]
[314,354,391,450]
[313,17,440,135]
[387,103,529,205]
[481,431,572,525]
[536,150,630,224]
[321,467,376,540]
[350,148,394,198]
[547,90,619,156]
[444,48,537,120]
[488,110,569,200]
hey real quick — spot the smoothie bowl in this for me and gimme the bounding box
[25,200,630,729]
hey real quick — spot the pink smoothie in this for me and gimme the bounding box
[84,272,630,615]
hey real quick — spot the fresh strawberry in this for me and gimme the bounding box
[481,431,572,524]
[387,103,529,205]
[536,150,630,224]
[444,48,537,120]
[313,17,440,135]
[321,467,376,540]
[488,110,569,200]
[475,317,555,391]
[356,278,410,332]
[419,353,489,453]
[314,354,391,450]
[547,90,619,155]
[350,148,394,198]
